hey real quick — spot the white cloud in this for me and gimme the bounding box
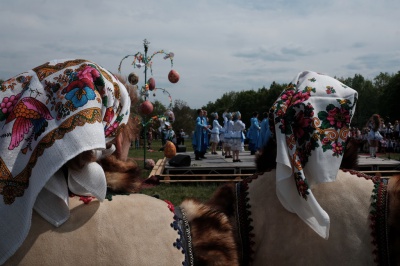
[1,0,399,109]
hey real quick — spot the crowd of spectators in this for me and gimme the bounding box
[351,119,400,154]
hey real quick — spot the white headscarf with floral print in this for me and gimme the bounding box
[0,59,131,264]
[271,71,357,239]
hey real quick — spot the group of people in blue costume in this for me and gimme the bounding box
[213,110,247,162]
[192,109,211,160]
[247,111,272,155]
[192,109,272,161]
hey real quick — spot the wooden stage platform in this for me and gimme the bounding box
[149,151,400,183]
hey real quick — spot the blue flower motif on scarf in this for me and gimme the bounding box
[65,82,96,108]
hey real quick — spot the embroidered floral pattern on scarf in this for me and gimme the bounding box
[1,59,128,203]
[270,71,357,239]
[0,59,130,264]
[272,78,356,199]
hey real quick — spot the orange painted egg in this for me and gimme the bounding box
[168,70,180,83]
[148,77,156,91]
[139,100,153,115]
[164,140,176,158]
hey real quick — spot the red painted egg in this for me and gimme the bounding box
[139,100,153,115]
[168,70,180,83]
[148,77,156,91]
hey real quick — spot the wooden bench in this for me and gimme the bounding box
[147,158,400,183]
[158,173,251,183]
[360,170,400,177]
[147,158,254,183]
[148,158,167,178]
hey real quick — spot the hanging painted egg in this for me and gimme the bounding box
[164,140,177,158]
[128,72,139,85]
[168,70,180,83]
[139,100,153,115]
[148,77,156,91]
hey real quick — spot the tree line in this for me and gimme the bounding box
[2,70,399,138]
[168,71,400,136]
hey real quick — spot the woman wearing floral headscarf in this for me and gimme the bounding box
[269,70,357,238]
[0,59,140,264]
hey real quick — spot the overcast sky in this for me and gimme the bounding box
[1,0,399,109]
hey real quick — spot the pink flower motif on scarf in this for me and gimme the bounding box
[78,66,100,82]
[321,137,330,145]
[281,89,294,102]
[105,121,120,137]
[331,141,344,157]
[326,107,351,129]
[292,91,311,106]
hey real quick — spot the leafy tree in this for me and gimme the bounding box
[374,72,392,90]
[370,72,392,122]
[380,71,400,123]
[337,72,400,128]
[204,91,237,115]
[172,99,196,138]
[340,74,374,128]
[265,81,287,111]
[151,100,168,118]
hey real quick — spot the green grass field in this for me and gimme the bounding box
[129,138,220,206]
